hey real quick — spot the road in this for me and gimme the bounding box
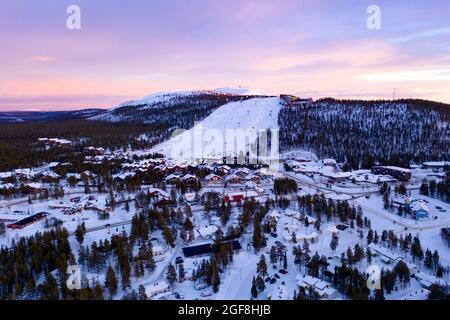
[69,206,206,237]
[284,171,447,231]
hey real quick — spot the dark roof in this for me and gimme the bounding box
[182,243,211,258]
[182,240,242,258]
[8,212,48,227]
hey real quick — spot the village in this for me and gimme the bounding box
[0,137,449,300]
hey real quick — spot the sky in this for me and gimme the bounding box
[0,0,450,110]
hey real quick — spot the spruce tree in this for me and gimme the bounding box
[251,277,258,298]
[166,263,177,287]
[105,266,118,299]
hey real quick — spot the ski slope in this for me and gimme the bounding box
[151,97,282,160]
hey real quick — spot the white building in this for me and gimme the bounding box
[368,244,402,264]
[145,281,170,298]
[196,225,218,239]
[296,274,338,299]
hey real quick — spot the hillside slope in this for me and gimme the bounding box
[151,97,282,160]
[279,98,450,168]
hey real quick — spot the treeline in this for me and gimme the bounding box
[279,99,450,169]
[0,120,166,172]
[95,93,251,128]
[0,228,73,300]
[274,178,298,195]
[420,179,450,203]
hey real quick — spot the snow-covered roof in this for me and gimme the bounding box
[296,274,332,291]
[0,172,13,179]
[165,173,181,181]
[26,182,42,189]
[286,231,318,242]
[415,272,448,288]
[422,161,449,167]
[368,244,401,262]
[205,173,222,180]
[380,166,411,173]
[181,174,197,181]
[197,225,218,238]
[152,245,164,254]
[410,200,430,213]
[145,281,170,296]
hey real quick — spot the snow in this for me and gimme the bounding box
[111,90,217,110]
[196,225,218,238]
[151,97,282,160]
[213,86,275,96]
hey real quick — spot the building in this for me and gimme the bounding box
[152,245,164,256]
[422,161,449,169]
[7,212,48,230]
[296,274,338,299]
[182,240,242,258]
[25,183,43,193]
[368,244,402,264]
[371,166,412,182]
[196,225,218,239]
[215,165,231,176]
[181,174,198,184]
[407,200,430,220]
[84,146,106,156]
[246,174,261,184]
[415,272,449,289]
[285,231,318,243]
[38,138,72,147]
[204,174,223,184]
[145,281,170,298]
[182,243,213,258]
[165,173,181,184]
[280,95,313,107]
[226,174,244,184]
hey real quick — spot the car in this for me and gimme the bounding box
[195,283,207,291]
[439,209,446,213]
[265,277,271,283]
[436,206,443,210]
[174,292,184,299]
[274,273,280,279]
[270,278,277,284]
[279,269,288,275]
[270,232,278,238]
[200,290,213,297]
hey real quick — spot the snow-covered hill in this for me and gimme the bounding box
[214,86,275,96]
[89,88,274,123]
[151,97,282,160]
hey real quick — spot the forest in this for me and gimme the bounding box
[279,99,450,169]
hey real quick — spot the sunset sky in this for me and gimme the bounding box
[1,0,450,110]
